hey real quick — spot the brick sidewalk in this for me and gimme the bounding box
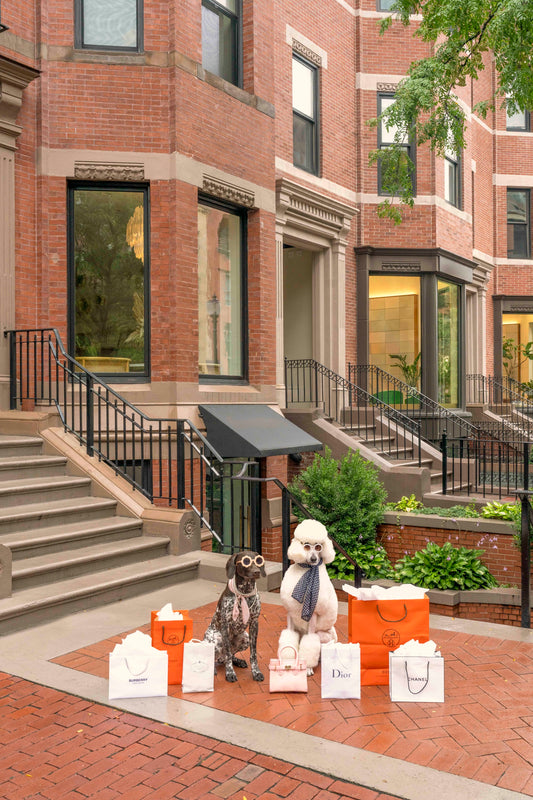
[53,602,533,796]
[0,672,401,800]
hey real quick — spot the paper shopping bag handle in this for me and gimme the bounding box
[124,658,149,676]
[161,624,188,646]
[405,659,430,694]
[377,603,407,622]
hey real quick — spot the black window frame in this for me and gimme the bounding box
[292,52,320,177]
[377,92,416,197]
[507,188,531,259]
[74,0,143,52]
[444,148,462,209]
[377,0,396,9]
[201,0,242,88]
[67,180,151,382]
[198,193,248,385]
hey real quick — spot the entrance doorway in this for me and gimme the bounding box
[283,246,314,361]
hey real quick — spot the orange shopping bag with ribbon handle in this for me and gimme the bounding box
[150,610,193,685]
[348,596,429,685]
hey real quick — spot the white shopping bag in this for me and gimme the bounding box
[321,641,361,699]
[108,631,168,699]
[389,652,444,702]
[182,639,215,693]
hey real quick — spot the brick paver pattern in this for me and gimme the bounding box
[52,602,533,796]
[0,672,402,800]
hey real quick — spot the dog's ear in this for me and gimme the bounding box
[226,553,238,579]
[259,559,266,578]
[322,537,336,564]
[287,538,306,563]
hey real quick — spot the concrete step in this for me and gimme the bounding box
[0,434,43,457]
[0,554,201,634]
[0,455,68,481]
[4,516,143,560]
[0,496,119,535]
[0,474,92,508]
[12,535,170,591]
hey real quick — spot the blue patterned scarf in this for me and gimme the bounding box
[291,559,323,622]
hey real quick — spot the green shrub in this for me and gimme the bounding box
[393,541,498,591]
[390,494,423,512]
[384,501,480,518]
[481,501,520,523]
[327,542,394,582]
[289,446,387,551]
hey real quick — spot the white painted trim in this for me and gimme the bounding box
[472,249,495,266]
[495,258,533,266]
[493,174,533,187]
[355,191,472,221]
[285,26,328,69]
[356,73,406,90]
[275,158,357,203]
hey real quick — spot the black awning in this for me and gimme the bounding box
[198,404,323,459]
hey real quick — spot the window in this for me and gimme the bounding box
[68,183,150,378]
[198,198,247,380]
[377,93,415,195]
[75,0,142,51]
[444,147,461,208]
[506,97,530,131]
[202,0,241,86]
[377,0,396,9]
[438,280,460,407]
[507,189,530,259]
[292,54,319,175]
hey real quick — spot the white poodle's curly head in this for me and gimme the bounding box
[287,519,336,565]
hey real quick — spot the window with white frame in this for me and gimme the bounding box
[292,54,319,175]
[444,146,461,208]
[506,100,530,131]
[75,0,142,50]
[202,0,241,87]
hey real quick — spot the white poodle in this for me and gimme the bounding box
[279,519,338,675]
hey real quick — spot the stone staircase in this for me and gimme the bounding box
[0,432,200,633]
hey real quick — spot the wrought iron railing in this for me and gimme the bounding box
[4,329,362,582]
[466,374,533,440]
[349,363,480,445]
[285,358,422,465]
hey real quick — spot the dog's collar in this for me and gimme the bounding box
[228,577,257,624]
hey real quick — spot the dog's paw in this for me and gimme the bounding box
[252,669,264,682]
[225,671,238,682]
[232,657,248,669]
[307,667,314,677]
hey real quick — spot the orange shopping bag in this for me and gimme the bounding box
[348,596,429,685]
[150,610,193,685]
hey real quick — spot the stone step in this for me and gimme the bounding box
[0,474,92,508]
[0,455,69,481]
[0,554,200,634]
[4,516,143,560]
[0,434,44,458]
[0,496,119,535]
[12,535,170,591]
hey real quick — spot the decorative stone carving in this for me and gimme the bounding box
[74,162,145,181]
[377,82,399,93]
[202,175,255,208]
[382,262,421,271]
[292,39,322,66]
[178,511,201,554]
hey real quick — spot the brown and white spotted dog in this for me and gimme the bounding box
[203,551,266,683]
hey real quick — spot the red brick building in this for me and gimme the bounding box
[0,0,531,548]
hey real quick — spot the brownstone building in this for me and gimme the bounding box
[1,0,532,552]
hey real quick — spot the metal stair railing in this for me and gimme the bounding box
[466,374,533,440]
[349,363,481,445]
[285,357,422,465]
[4,328,363,582]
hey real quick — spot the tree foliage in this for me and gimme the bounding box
[370,0,533,222]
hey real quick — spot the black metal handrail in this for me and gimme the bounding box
[4,328,362,582]
[466,374,533,441]
[285,358,422,466]
[350,363,480,445]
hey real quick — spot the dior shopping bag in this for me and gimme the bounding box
[108,630,168,699]
[269,645,308,693]
[320,641,360,699]
[181,639,215,693]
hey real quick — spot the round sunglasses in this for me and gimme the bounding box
[237,555,265,568]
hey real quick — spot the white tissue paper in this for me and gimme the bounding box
[111,629,154,656]
[155,602,183,621]
[393,639,439,657]
[342,583,427,600]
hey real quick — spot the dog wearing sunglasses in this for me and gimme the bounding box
[203,550,266,683]
[279,519,338,675]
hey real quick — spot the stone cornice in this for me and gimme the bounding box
[0,55,39,147]
[74,161,145,181]
[202,176,255,208]
[276,177,357,242]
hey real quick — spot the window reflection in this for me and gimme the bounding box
[438,281,459,407]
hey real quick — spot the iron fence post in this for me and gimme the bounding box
[85,373,94,456]
[177,419,185,509]
[7,331,16,409]
[521,445,531,629]
[441,431,447,495]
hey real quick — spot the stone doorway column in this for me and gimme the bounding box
[0,57,39,409]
